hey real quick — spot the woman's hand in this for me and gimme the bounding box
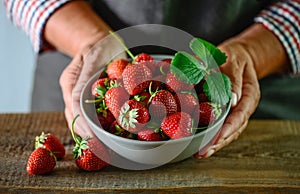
[194,39,261,158]
[59,35,126,138]
[195,23,290,158]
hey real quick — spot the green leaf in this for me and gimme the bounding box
[170,51,206,85]
[203,72,232,105]
[190,38,227,68]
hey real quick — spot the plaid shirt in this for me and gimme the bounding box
[4,0,300,75]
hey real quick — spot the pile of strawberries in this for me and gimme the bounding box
[89,53,224,141]
[26,122,109,175]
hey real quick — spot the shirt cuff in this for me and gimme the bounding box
[5,0,73,53]
[254,0,300,75]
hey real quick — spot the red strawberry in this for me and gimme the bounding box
[174,93,199,115]
[148,90,177,121]
[71,116,109,171]
[137,129,165,141]
[133,91,151,107]
[26,147,56,175]
[35,132,65,160]
[133,53,154,64]
[96,109,115,130]
[198,93,209,103]
[109,120,136,139]
[107,59,129,79]
[122,64,152,95]
[161,112,193,139]
[165,73,194,93]
[105,86,129,119]
[198,102,222,126]
[91,78,111,98]
[143,61,158,74]
[118,100,150,132]
[154,58,171,76]
[194,79,206,94]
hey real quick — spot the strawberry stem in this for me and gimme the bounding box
[85,98,104,104]
[71,114,81,145]
[109,31,135,60]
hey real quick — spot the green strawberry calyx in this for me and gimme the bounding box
[118,103,139,130]
[171,38,232,105]
[71,115,90,159]
[35,131,49,149]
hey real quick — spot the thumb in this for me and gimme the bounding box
[59,53,83,129]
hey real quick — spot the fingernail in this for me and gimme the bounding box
[206,149,215,157]
[193,153,202,159]
[231,92,237,107]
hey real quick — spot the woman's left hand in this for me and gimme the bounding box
[194,39,261,158]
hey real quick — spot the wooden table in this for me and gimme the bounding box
[0,112,299,193]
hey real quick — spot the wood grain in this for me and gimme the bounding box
[0,112,299,193]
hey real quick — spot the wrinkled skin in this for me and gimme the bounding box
[194,39,261,158]
[59,36,126,138]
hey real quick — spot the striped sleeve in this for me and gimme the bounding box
[255,0,300,75]
[4,0,72,53]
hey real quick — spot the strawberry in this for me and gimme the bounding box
[105,86,129,119]
[148,90,177,121]
[137,129,165,141]
[133,92,151,107]
[122,63,152,95]
[154,58,171,76]
[133,53,154,64]
[109,120,136,139]
[96,109,115,130]
[118,100,150,132]
[91,78,111,98]
[198,102,222,126]
[165,73,194,93]
[174,93,199,115]
[194,79,206,94]
[107,59,129,79]
[161,112,193,139]
[71,115,109,171]
[26,147,56,175]
[198,93,209,103]
[35,132,65,160]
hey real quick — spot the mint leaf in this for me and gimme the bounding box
[190,38,227,68]
[203,72,231,105]
[170,52,206,85]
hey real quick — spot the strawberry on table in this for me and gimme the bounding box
[118,100,150,133]
[107,59,130,79]
[35,132,65,160]
[161,112,193,139]
[26,147,56,175]
[71,115,109,171]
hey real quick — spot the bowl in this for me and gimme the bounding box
[80,55,231,169]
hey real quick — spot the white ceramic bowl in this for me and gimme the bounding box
[80,55,231,169]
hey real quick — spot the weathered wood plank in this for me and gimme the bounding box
[0,113,299,193]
